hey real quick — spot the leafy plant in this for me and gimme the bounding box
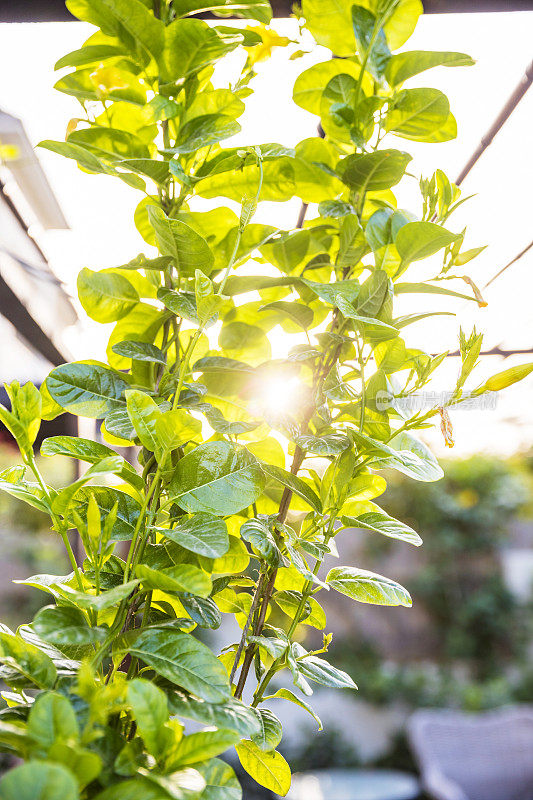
[0,0,530,797]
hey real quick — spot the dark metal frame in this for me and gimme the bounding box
[1,0,532,21]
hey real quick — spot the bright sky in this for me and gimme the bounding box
[0,11,532,457]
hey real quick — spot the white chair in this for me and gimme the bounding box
[407,706,533,800]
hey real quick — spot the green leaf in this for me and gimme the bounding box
[385,431,444,482]
[336,214,368,269]
[169,441,265,516]
[386,50,475,87]
[327,566,412,606]
[161,19,242,83]
[395,221,459,264]
[0,761,79,800]
[116,628,230,702]
[111,341,166,365]
[293,59,364,114]
[240,518,282,567]
[54,43,125,70]
[47,363,129,418]
[296,649,357,690]
[125,390,162,455]
[168,691,261,739]
[295,433,350,456]
[274,590,326,629]
[351,5,390,79]
[127,678,168,758]
[174,114,241,154]
[355,268,389,316]
[53,579,141,612]
[262,464,322,513]
[66,0,164,67]
[155,409,202,455]
[195,270,223,326]
[251,708,282,751]
[301,278,361,305]
[136,563,211,598]
[236,741,291,796]
[27,692,78,755]
[70,486,141,542]
[259,301,313,330]
[341,150,411,192]
[41,435,143,491]
[158,513,229,559]
[335,296,398,334]
[341,510,422,546]
[385,88,450,141]
[395,281,477,302]
[473,362,533,394]
[0,632,57,689]
[180,594,222,629]
[197,758,241,800]
[32,605,106,647]
[265,687,323,730]
[51,455,124,516]
[147,206,214,276]
[0,471,49,513]
[166,728,239,769]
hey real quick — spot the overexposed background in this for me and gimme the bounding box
[0,11,532,455]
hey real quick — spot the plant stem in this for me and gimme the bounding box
[26,452,84,591]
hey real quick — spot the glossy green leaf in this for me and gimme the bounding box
[46,363,129,419]
[166,728,239,769]
[147,205,214,276]
[251,708,282,751]
[70,486,141,541]
[32,606,106,647]
[174,114,241,154]
[168,691,261,738]
[296,650,357,690]
[111,341,166,364]
[0,632,57,689]
[295,433,350,456]
[341,510,422,546]
[262,465,322,513]
[136,563,211,598]
[159,513,229,559]
[169,441,265,516]
[352,5,390,79]
[52,579,141,612]
[236,740,291,796]
[116,628,230,702]
[327,566,412,606]
[40,435,143,490]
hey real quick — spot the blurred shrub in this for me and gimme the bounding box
[0,444,70,627]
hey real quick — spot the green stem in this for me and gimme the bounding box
[26,452,84,591]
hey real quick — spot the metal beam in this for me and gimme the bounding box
[0,273,66,366]
[1,0,532,21]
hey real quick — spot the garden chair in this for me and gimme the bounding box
[407,706,533,800]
